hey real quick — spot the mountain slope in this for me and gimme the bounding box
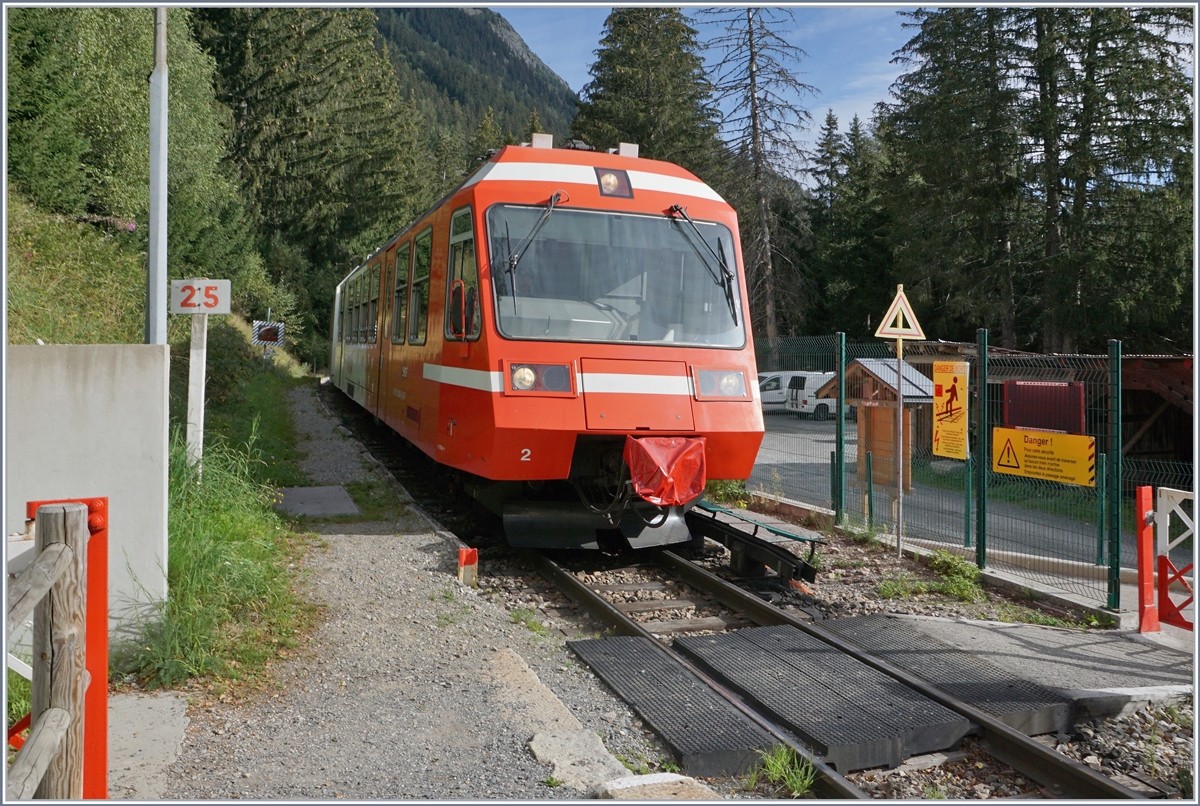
[374,7,577,141]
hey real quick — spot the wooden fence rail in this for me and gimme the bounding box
[6,503,88,800]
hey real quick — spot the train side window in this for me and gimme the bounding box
[354,275,363,342]
[349,276,358,342]
[368,264,380,344]
[446,207,480,341]
[409,228,432,345]
[392,242,411,343]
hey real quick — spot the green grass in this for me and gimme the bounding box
[746,744,817,798]
[111,430,318,688]
[705,479,749,508]
[6,192,171,346]
[181,317,309,489]
[7,669,31,730]
[509,607,550,636]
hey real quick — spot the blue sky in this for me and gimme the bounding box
[495,5,915,143]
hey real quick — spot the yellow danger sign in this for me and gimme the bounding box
[991,427,1096,487]
[932,361,968,460]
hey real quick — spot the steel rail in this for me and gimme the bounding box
[525,550,868,800]
[655,549,1145,800]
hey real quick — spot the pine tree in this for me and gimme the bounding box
[882,6,1192,351]
[572,8,722,177]
[468,106,505,170]
[194,8,427,358]
[700,7,816,350]
[6,9,89,214]
[523,106,544,142]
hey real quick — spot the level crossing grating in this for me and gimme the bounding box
[821,615,1071,735]
[568,636,775,777]
[675,626,972,771]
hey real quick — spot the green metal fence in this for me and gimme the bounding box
[749,333,1193,611]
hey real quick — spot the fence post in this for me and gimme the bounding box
[835,331,846,524]
[829,451,836,511]
[1107,339,1122,610]
[963,455,972,548]
[1136,486,1160,633]
[32,504,88,800]
[866,451,874,530]
[975,329,988,569]
[1095,454,1107,566]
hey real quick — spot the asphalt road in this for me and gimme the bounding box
[748,411,1153,586]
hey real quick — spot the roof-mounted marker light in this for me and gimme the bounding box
[531,133,553,149]
[596,168,633,198]
[618,142,639,158]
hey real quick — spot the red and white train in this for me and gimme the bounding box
[331,139,764,550]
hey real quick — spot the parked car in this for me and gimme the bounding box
[785,372,837,419]
[757,371,806,413]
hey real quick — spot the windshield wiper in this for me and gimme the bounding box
[668,204,738,326]
[507,190,566,284]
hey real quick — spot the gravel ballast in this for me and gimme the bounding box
[157,380,1191,799]
[162,382,674,800]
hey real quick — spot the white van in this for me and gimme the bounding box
[784,372,837,419]
[757,371,805,413]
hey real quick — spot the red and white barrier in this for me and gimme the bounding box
[1137,485,1194,633]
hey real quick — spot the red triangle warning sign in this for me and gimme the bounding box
[997,438,1020,469]
[875,285,926,340]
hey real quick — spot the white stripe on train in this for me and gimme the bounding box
[422,363,696,395]
[463,161,725,203]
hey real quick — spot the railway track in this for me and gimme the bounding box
[322,383,1145,800]
[531,548,1146,800]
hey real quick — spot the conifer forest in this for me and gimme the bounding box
[7,7,1193,361]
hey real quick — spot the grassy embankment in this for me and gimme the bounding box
[6,193,325,707]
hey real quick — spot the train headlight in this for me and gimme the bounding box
[694,369,749,400]
[512,365,537,391]
[507,362,576,395]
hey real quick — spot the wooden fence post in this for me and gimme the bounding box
[31,503,88,800]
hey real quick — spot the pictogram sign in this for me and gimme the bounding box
[252,320,285,345]
[874,285,925,340]
[932,361,968,460]
[991,426,1096,487]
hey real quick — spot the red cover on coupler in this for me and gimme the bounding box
[622,436,706,507]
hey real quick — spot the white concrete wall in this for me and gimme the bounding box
[6,345,169,636]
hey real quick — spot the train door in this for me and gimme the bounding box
[363,259,382,413]
[373,248,393,419]
[439,206,484,465]
[380,242,411,429]
[404,228,434,444]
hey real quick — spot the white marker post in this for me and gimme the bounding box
[874,284,925,558]
[171,279,231,467]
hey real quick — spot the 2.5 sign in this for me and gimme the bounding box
[171,279,231,315]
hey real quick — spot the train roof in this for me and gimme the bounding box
[340,142,727,286]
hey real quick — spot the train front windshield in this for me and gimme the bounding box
[487,205,746,347]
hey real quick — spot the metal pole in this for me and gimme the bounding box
[964,454,972,548]
[835,332,846,524]
[975,329,988,569]
[866,451,874,530]
[1095,453,1107,566]
[1107,340,1122,610]
[146,7,168,345]
[896,336,904,558]
[186,313,208,468]
[830,451,836,511]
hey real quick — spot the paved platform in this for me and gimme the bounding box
[274,485,360,517]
